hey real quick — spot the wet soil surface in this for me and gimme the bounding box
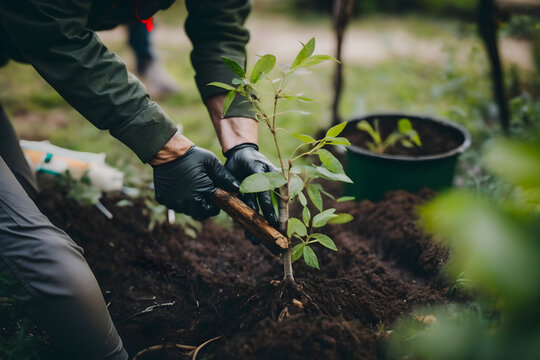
[36,186,450,360]
[342,117,462,157]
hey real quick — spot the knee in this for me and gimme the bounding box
[35,239,97,299]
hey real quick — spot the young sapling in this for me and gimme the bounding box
[210,38,354,285]
[357,118,422,154]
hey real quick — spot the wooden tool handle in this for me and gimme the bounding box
[212,188,289,254]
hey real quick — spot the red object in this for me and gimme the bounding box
[139,17,153,32]
[132,0,154,32]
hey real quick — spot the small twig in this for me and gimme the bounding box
[190,336,223,360]
[131,295,157,301]
[132,343,196,360]
[119,301,175,325]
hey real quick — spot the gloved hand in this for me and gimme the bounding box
[224,143,280,244]
[153,146,239,220]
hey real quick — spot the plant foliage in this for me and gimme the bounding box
[357,118,421,154]
[210,38,352,269]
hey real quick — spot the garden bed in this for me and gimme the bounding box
[36,185,450,360]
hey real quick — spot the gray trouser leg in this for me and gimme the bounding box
[0,156,128,360]
[0,101,38,199]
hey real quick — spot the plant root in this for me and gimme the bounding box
[190,335,222,360]
[132,343,196,360]
[270,279,322,320]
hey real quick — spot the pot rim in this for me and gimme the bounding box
[345,113,472,162]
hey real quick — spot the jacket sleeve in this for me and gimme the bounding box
[185,0,255,119]
[0,1,178,163]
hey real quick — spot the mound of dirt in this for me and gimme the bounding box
[35,184,450,360]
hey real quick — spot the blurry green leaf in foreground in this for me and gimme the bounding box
[388,306,490,360]
[419,191,539,309]
[484,138,540,208]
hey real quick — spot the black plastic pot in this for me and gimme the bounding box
[342,113,471,201]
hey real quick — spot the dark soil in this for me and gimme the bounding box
[34,184,450,360]
[342,117,462,156]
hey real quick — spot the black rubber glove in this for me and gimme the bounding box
[153,146,239,220]
[224,143,280,244]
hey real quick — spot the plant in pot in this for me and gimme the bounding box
[341,114,471,201]
[210,38,353,285]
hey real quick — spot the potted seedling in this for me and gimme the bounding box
[210,38,353,284]
[342,114,471,201]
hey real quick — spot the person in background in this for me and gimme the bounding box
[0,1,276,359]
[128,20,180,98]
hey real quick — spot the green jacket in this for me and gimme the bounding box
[0,0,253,162]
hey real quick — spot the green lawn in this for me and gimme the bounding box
[0,11,516,185]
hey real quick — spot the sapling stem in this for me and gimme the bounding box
[279,186,294,283]
[269,91,295,283]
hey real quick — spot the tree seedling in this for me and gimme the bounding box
[210,37,353,284]
[357,118,422,154]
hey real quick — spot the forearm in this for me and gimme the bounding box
[205,94,258,153]
[0,1,177,163]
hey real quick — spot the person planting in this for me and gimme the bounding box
[0,1,274,359]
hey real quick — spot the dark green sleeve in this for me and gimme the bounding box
[0,1,178,163]
[185,0,255,119]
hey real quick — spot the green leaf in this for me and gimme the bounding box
[298,191,307,206]
[312,208,337,227]
[325,137,351,146]
[289,175,304,198]
[250,54,276,83]
[116,199,133,207]
[291,243,305,263]
[398,118,413,133]
[357,120,380,144]
[303,246,320,269]
[337,196,355,202]
[311,233,337,251]
[326,121,347,138]
[401,139,414,148]
[484,139,540,189]
[291,37,315,69]
[240,172,287,193]
[207,82,236,91]
[291,133,316,143]
[221,57,245,78]
[223,90,236,116]
[307,183,323,211]
[293,54,339,69]
[295,165,320,178]
[316,166,353,183]
[280,94,314,102]
[287,217,307,237]
[383,133,401,148]
[328,213,354,224]
[410,131,422,146]
[185,228,197,238]
[302,206,311,226]
[317,149,345,174]
[397,118,421,146]
[315,183,335,200]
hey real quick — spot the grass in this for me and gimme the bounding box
[0,12,523,181]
